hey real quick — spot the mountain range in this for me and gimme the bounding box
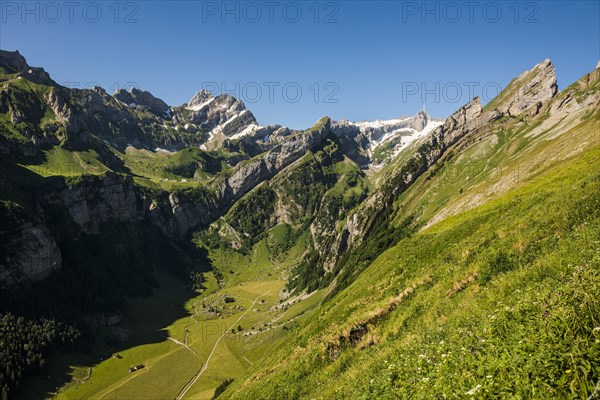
[0,49,599,399]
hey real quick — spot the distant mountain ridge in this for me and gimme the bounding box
[0,49,444,169]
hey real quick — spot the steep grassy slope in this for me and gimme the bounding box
[220,130,600,400]
[213,66,600,399]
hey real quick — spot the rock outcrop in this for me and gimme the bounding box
[485,59,558,119]
[114,88,170,115]
[0,223,62,283]
[147,191,217,239]
[39,173,145,234]
[215,117,331,209]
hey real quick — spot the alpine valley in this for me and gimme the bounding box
[0,50,599,399]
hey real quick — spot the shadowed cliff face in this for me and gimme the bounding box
[0,116,333,282]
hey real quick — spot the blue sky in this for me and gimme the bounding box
[1,1,599,129]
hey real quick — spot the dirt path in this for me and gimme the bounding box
[242,356,254,365]
[168,306,203,360]
[175,289,272,400]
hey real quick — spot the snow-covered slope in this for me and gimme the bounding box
[332,111,445,168]
[177,89,258,149]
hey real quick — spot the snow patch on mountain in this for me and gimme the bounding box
[332,111,446,168]
[186,96,215,111]
[231,123,261,140]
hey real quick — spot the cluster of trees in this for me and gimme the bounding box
[189,271,206,292]
[226,184,276,248]
[0,314,80,400]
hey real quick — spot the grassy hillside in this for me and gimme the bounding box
[215,70,600,398]
[220,141,600,400]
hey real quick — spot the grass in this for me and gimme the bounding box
[119,146,241,187]
[19,147,110,177]
[390,108,600,231]
[219,145,600,399]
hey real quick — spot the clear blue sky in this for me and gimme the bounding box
[1,1,599,129]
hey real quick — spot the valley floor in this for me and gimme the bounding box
[19,240,325,400]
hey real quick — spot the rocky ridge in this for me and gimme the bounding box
[0,50,258,152]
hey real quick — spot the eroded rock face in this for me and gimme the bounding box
[151,192,216,239]
[0,223,62,283]
[215,117,331,208]
[550,65,600,115]
[180,90,258,139]
[44,87,83,135]
[36,172,211,240]
[438,97,483,145]
[114,88,169,115]
[486,59,558,119]
[507,59,558,116]
[40,173,145,234]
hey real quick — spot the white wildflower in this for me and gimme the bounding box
[466,384,482,396]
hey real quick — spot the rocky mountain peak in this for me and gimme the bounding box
[331,110,444,167]
[0,49,55,86]
[0,50,28,71]
[181,89,257,145]
[411,110,431,131]
[186,89,214,110]
[113,87,169,115]
[486,59,558,119]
